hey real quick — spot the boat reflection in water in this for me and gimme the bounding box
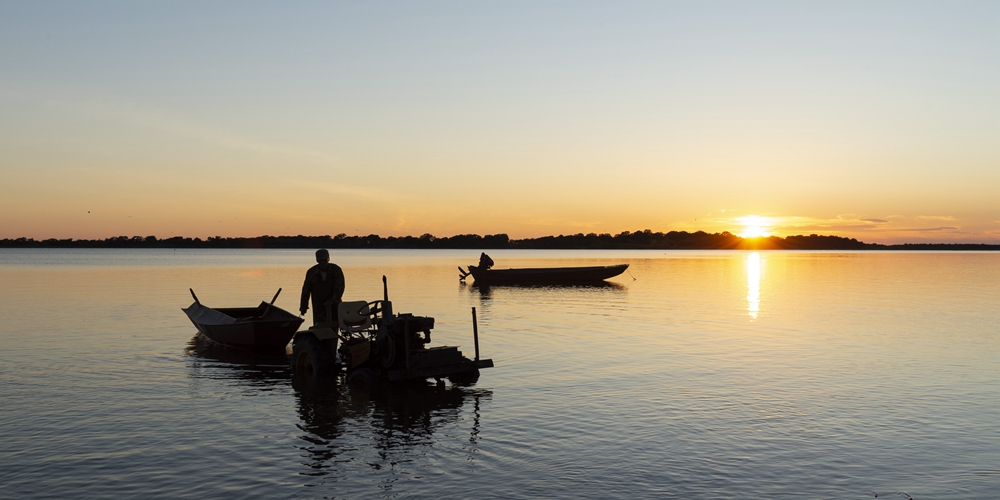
[466,280,627,300]
[185,334,293,388]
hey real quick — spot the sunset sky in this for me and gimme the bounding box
[2,1,998,244]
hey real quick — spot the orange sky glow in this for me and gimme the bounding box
[2,3,998,244]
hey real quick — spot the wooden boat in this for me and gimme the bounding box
[182,289,303,351]
[460,258,629,286]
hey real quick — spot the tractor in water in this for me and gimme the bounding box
[290,276,493,389]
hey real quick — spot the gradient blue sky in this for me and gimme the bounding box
[2,1,998,243]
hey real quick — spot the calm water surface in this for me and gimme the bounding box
[1,249,998,499]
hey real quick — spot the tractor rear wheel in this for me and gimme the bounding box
[292,334,336,382]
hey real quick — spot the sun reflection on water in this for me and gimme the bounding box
[747,252,760,320]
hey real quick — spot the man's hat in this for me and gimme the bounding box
[315,249,330,261]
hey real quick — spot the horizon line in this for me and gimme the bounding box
[3,231,1000,249]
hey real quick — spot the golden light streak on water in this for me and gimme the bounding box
[747,252,761,320]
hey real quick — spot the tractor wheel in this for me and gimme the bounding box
[346,367,379,391]
[292,334,336,382]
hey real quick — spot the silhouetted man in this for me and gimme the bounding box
[479,252,494,270]
[300,249,345,326]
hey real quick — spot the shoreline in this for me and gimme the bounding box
[3,231,999,251]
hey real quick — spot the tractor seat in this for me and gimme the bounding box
[338,300,375,338]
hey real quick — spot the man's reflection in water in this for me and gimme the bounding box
[293,378,491,478]
[294,380,345,476]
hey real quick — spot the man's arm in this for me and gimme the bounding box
[300,268,313,315]
[332,265,346,302]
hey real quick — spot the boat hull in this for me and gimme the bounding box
[468,263,628,285]
[183,301,304,351]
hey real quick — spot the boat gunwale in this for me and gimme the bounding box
[467,263,628,284]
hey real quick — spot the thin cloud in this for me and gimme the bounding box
[769,214,965,236]
[917,215,957,221]
[898,226,960,232]
[3,86,342,166]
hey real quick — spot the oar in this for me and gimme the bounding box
[189,288,201,305]
[260,288,281,318]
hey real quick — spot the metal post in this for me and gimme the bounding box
[472,307,480,362]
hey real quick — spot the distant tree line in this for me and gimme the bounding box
[2,230,998,250]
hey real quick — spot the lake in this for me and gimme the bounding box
[1,249,998,499]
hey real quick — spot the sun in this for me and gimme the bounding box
[737,215,772,238]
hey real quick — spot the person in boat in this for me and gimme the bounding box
[478,252,494,270]
[299,249,345,326]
